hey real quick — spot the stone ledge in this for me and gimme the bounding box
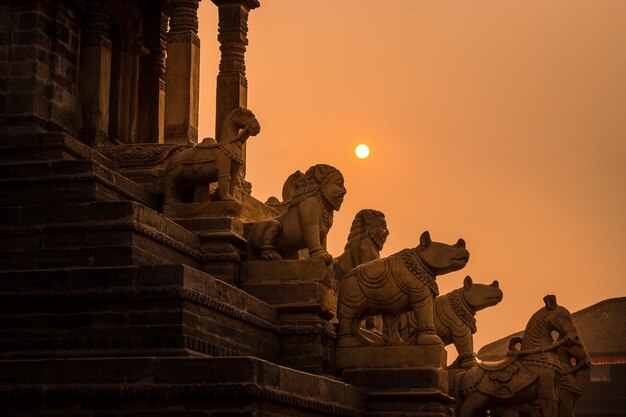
[241,259,333,284]
[0,357,365,416]
[336,345,447,371]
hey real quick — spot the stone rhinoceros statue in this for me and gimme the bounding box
[398,275,503,368]
[337,231,469,347]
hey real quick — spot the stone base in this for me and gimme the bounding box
[240,259,339,375]
[336,345,447,371]
[342,367,454,417]
[163,201,242,218]
[0,357,364,417]
[241,259,335,284]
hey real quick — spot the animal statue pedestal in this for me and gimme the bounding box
[336,344,447,370]
[240,259,338,374]
[163,200,243,219]
[341,367,454,417]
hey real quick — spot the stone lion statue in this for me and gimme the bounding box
[163,107,260,204]
[247,164,346,264]
[397,275,503,368]
[337,231,469,347]
[333,209,389,280]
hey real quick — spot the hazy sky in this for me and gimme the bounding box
[196,1,626,352]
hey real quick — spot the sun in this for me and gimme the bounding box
[355,144,370,159]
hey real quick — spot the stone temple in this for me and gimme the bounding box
[0,1,601,416]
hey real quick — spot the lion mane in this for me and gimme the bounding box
[345,209,386,251]
[334,209,387,280]
[288,164,342,207]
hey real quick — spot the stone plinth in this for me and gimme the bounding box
[241,259,339,375]
[171,216,247,285]
[343,368,454,417]
[163,201,243,218]
[336,345,447,371]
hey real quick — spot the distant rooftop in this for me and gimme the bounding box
[478,297,626,363]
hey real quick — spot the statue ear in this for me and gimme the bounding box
[455,238,466,248]
[491,280,499,288]
[544,295,558,310]
[420,231,431,247]
[463,275,473,290]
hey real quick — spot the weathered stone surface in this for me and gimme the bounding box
[336,345,447,371]
[0,265,279,361]
[0,159,157,208]
[342,368,454,417]
[0,356,365,417]
[0,201,202,270]
[241,259,333,284]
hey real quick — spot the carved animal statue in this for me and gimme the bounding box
[397,275,503,368]
[163,107,260,204]
[454,295,591,417]
[247,164,346,264]
[334,209,389,280]
[337,231,470,347]
[517,337,590,417]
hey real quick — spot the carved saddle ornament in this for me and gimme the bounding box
[462,356,538,400]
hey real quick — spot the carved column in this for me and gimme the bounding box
[212,0,259,182]
[79,0,112,145]
[137,9,167,143]
[164,0,201,144]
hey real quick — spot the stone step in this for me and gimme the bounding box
[0,132,116,168]
[0,265,279,362]
[0,201,201,271]
[0,159,158,208]
[0,356,364,417]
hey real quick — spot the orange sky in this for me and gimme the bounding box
[196,1,626,353]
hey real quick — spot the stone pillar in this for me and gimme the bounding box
[164,0,200,145]
[212,0,260,181]
[137,9,167,143]
[79,0,111,145]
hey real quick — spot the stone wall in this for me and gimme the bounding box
[0,0,82,136]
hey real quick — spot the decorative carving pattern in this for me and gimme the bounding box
[449,288,478,333]
[83,0,110,40]
[82,36,112,49]
[164,123,199,144]
[217,6,250,76]
[96,144,192,168]
[169,0,200,33]
[399,248,439,296]
[167,31,200,47]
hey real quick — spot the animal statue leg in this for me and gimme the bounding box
[228,162,241,197]
[458,392,490,417]
[537,385,558,417]
[250,219,283,260]
[409,292,443,346]
[559,394,575,417]
[217,174,236,201]
[452,331,478,368]
[382,314,403,345]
